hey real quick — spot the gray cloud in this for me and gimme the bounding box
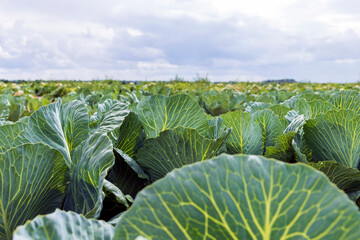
[0,0,359,82]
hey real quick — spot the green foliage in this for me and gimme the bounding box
[198,89,247,116]
[63,133,115,218]
[108,149,148,198]
[89,99,129,133]
[0,81,360,238]
[252,109,285,154]
[13,210,114,240]
[221,111,263,154]
[0,144,68,240]
[136,126,230,181]
[135,94,210,138]
[329,90,360,113]
[265,132,296,162]
[25,100,89,165]
[114,112,145,158]
[115,154,360,240]
[309,161,360,192]
[0,121,29,152]
[304,109,360,168]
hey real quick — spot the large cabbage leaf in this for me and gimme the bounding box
[265,131,296,162]
[252,109,285,154]
[23,100,115,217]
[114,112,145,158]
[221,111,263,154]
[107,112,148,199]
[63,133,115,218]
[135,94,209,138]
[90,99,129,133]
[136,126,230,182]
[308,100,333,118]
[309,161,360,193]
[329,90,360,114]
[285,97,311,120]
[268,104,290,126]
[0,144,68,240]
[115,154,360,240]
[0,121,29,152]
[13,210,114,240]
[304,109,360,168]
[107,149,148,198]
[25,100,89,166]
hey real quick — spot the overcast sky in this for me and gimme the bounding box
[0,0,360,82]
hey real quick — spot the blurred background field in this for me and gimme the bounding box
[1,79,360,123]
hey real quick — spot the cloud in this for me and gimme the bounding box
[0,0,359,82]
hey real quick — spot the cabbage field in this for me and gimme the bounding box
[1,80,360,239]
